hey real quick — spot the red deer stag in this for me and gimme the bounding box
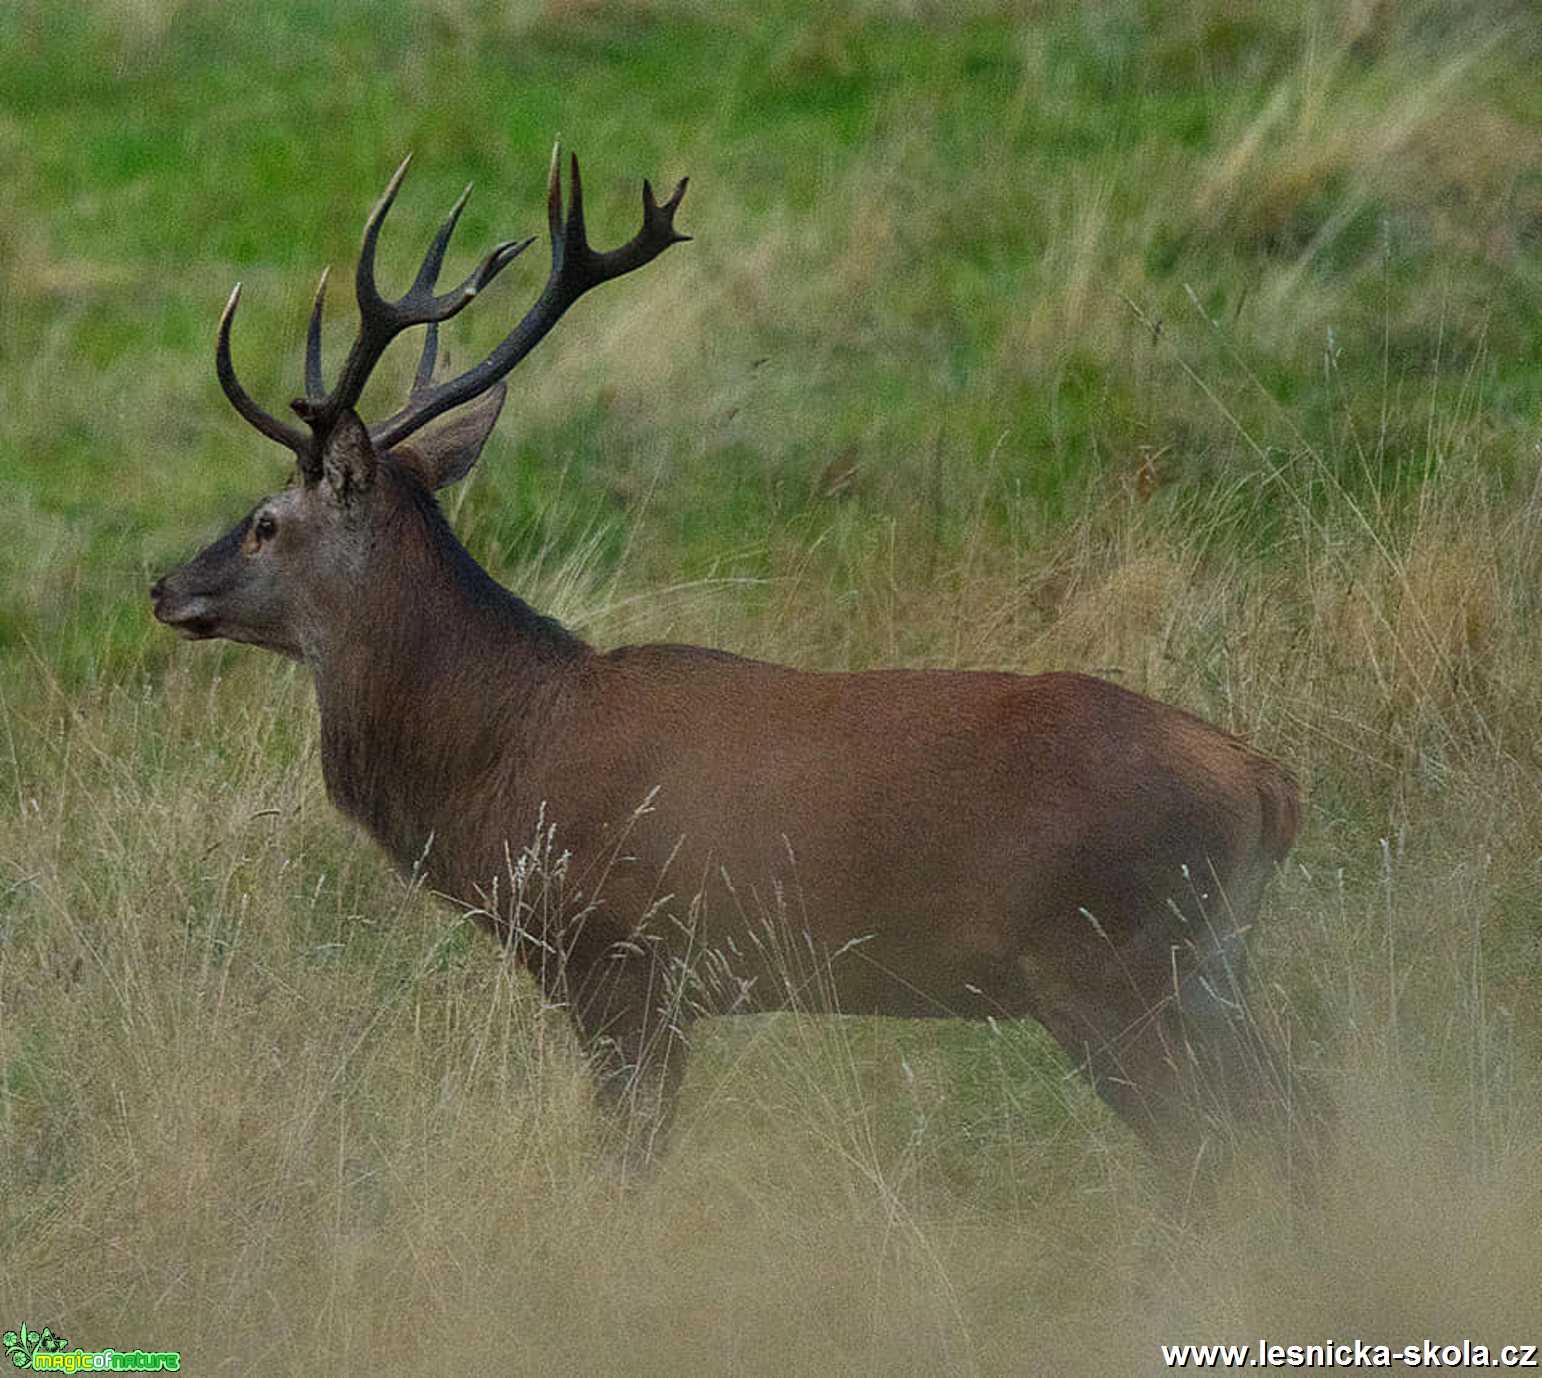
[152,148,1300,1171]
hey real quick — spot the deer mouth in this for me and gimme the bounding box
[150,582,219,639]
[157,607,220,640]
[168,616,218,640]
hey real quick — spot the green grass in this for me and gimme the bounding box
[4,0,1542,1371]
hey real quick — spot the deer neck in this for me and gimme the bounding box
[308,498,588,874]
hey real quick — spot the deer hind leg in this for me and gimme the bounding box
[1019,900,1281,1167]
[1019,951,1202,1163]
[1167,857,1305,1130]
[567,950,691,1176]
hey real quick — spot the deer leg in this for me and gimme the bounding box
[567,950,691,1175]
[1171,941,1309,1148]
[1025,898,1300,1171]
[1026,976,1203,1163]
[1018,920,1230,1166]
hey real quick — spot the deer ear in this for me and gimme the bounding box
[391,384,506,491]
[321,410,376,504]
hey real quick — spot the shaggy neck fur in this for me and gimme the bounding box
[309,462,588,874]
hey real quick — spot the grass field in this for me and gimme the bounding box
[3,1,1542,1371]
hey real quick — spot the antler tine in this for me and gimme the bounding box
[216,284,314,464]
[354,154,414,318]
[410,182,472,296]
[406,186,488,404]
[546,138,566,254]
[412,322,440,398]
[304,267,330,401]
[406,182,531,318]
[429,235,534,317]
[370,144,690,452]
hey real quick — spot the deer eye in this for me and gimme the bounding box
[254,513,277,542]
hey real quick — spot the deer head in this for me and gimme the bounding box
[151,146,689,664]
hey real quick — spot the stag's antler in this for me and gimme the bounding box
[371,146,690,452]
[215,144,690,478]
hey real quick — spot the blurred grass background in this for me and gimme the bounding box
[3,0,1542,1372]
